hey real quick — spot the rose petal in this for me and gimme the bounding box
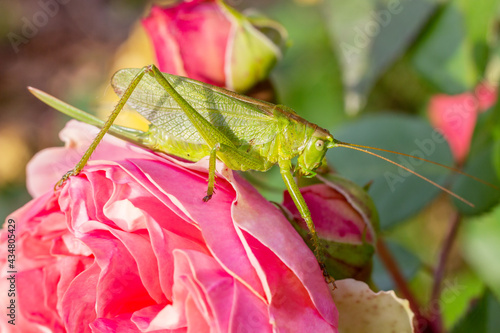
[6,121,339,331]
[61,263,99,333]
[230,174,338,326]
[128,158,267,298]
[142,2,231,86]
[332,279,414,333]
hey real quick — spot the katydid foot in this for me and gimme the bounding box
[319,262,337,290]
[54,169,79,190]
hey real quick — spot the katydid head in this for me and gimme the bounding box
[297,128,337,177]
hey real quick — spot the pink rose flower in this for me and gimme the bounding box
[0,121,337,332]
[282,176,378,281]
[428,82,497,164]
[142,0,287,92]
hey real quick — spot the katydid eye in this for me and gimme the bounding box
[315,140,324,150]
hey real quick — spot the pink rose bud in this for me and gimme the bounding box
[282,175,379,281]
[143,0,287,92]
[428,92,478,164]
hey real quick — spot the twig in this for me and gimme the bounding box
[429,210,462,332]
[376,237,427,333]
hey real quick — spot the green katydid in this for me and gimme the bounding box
[28,64,495,284]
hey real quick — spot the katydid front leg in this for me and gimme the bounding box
[204,143,220,202]
[55,66,149,189]
[279,159,335,286]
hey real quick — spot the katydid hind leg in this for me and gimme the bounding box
[55,66,149,189]
[148,65,234,149]
[148,65,268,200]
[279,159,335,286]
[147,65,238,202]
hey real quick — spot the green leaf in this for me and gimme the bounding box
[491,76,500,179]
[452,144,500,215]
[456,0,499,74]
[494,139,500,181]
[450,290,500,333]
[328,114,454,228]
[323,0,436,112]
[461,204,500,299]
[411,2,478,94]
[441,272,485,330]
[269,2,345,129]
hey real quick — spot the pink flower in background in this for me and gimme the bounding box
[282,176,378,281]
[475,81,497,111]
[428,92,477,164]
[142,0,287,92]
[0,121,337,332]
[428,82,497,164]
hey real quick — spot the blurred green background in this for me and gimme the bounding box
[1,0,500,331]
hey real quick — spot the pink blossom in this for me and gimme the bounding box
[428,92,477,164]
[0,121,337,332]
[428,82,497,164]
[142,0,287,92]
